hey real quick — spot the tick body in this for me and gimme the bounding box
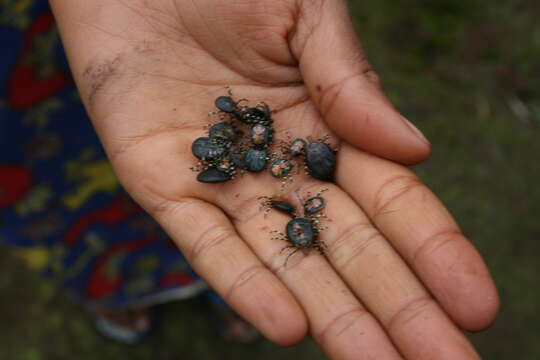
[278,217,327,266]
[290,138,307,156]
[249,124,273,148]
[229,151,246,170]
[305,141,336,181]
[192,137,226,161]
[216,156,236,175]
[214,96,237,113]
[271,200,296,215]
[197,168,232,183]
[259,196,296,216]
[209,122,237,143]
[245,149,267,172]
[241,104,271,125]
[269,159,292,178]
[304,196,325,214]
[286,218,316,247]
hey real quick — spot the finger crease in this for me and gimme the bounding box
[190,224,235,263]
[225,264,267,300]
[385,295,433,332]
[412,229,463,265]
[315,306,368,341]
[333,228,383,271]
[372,174,423,220]
[318,74,363,118]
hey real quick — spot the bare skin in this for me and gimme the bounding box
[50,0,499,359]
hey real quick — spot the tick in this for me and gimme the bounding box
[289,138,307,157]
[249,124,273,148]
[269,188,329,266]
[245,149,267,172]
[305,140,336,181]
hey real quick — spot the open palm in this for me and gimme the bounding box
[51,0,498,358]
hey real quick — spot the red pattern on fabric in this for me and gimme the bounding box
[7,12,70,109]
[0,165,33,207]
[64,197,142,245]
[159,273,195,287]
[86,235,156,299]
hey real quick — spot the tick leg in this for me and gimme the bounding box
[270,230,287,242]
[255,102,270,113]
[320,134,331,144]
[280,245,297,255]
[237,98,249,105]
[208,111,228,121]
[315,188,329,198]
[315,243,327,255]
[284,247,301,267]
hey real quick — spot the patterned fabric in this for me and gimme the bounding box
[0,1,206,310]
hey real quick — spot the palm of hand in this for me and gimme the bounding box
[52,0,498,358]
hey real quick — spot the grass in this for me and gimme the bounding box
[2,0,539,358]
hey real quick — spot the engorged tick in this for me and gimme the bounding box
[289,138,307,156]
[197,167,232,183]
[214,96,238,114]
[304,196,325,214]
[245,148,267,172]
[305,140,337,181]
[191,137,226,161]
[303,188,328,214]
[209,122,238,143]
[249,124,273,148]
[258,196,296,216]
[269,159,293,178]
[240,104,272,125]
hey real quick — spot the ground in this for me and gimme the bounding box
[1,0,539,358]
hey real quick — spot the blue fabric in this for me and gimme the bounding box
[0,1,205,309]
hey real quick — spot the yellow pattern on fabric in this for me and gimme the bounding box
[15,184,53,217]
[51,233,106,283]
[135,256,160,273]
[0,0,32,29]
[13,247,50,270]
[63,149,119,210]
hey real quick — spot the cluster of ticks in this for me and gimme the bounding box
[190,89,337,266]
[261,189,329,266]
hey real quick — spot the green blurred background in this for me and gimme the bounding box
[1,0,539,359]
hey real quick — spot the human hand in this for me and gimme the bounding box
[51,0,498,358]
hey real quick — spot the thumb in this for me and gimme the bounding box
[290,0,431,165]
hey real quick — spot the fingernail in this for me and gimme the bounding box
[402,116,430,145]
